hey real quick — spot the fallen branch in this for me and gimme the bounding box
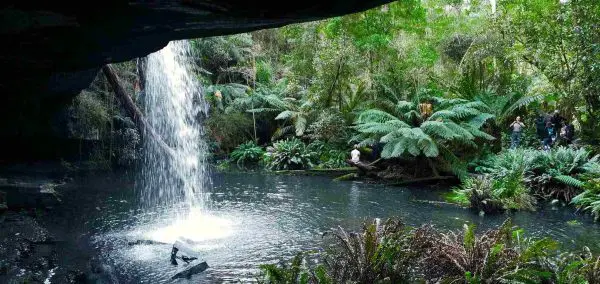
[388,176,458,186]
[346,159,378,172]
[102,64,176,159]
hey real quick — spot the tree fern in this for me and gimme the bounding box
[353,96,494,177]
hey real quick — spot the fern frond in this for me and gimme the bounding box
[357,109,398,123]
[504,94,544,117]
[421,121,458,140]
[295,116,307,136]
[275,110,295,120]
[468,113,495,129]
[553,175,584,188]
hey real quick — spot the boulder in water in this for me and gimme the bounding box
[171,261,209,280]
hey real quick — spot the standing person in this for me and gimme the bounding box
[535,114,548,149]
[510,116,525,149]
[550,110,563,141]
[350,145,361,163]
[563,122,575,145]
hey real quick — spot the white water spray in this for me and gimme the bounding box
[141,40,209,212]
[138,40,232,245]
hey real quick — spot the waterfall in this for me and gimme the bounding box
[141,40,209,212]
[134,40,230,247]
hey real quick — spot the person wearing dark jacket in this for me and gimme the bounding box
[535,115,547,143]
[550,110,564,140]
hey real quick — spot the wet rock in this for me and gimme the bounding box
[0,180,64,210]
[0,212,58,284]
[87,258,119,284]
[171,261,209,280]
[0,191,6,213]
[65,269,88,284]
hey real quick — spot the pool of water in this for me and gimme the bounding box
[44,172,600,283]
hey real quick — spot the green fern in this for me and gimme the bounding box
[230,141,265,166]
[572,180,600,221]
[353,96,495,172]
[553,175,584,188]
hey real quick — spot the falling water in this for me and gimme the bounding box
[141,40,209,212]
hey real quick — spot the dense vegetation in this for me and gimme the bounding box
[66,0,600,218]
[59,0,600,280]
[258,218,600,283]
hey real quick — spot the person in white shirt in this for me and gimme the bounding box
[509,116,525,149]
[351,145,361,163]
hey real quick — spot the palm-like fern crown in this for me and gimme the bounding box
[354,96,495,159]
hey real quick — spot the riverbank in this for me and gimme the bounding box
[0,163,127,283]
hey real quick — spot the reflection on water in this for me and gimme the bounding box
[53,172,600,283]
[145,210,233,244]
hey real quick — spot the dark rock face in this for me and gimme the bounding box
[0,212,58,284]
[0,0,391,155]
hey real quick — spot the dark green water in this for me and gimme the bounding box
[44,172,600,283]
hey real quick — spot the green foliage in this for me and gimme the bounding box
[415,219,557,283]
[205,112,254,152]
[256,60,274,85]
[69,91,110,139]
[265,138,316,171]
[230,141,264,167]
[354,96,494,176]
[572,179,600,221]
[113,127,141,167]
[323,218,413,283]
[306,111,349,145]
[473,147,600,202]
[259,218,600,283]
[258,253,331,284]
[192,34,254,83]
[307,141,348,169]
[450,174,536,213]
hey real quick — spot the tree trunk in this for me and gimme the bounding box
[102,64,175,159]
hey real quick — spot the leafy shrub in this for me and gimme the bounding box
[257,218,597,283]
[205,112,254,152]
[571,179,600,221]
[68,91,110,139]
[553,246,600,283]
[323,218,414,283]
[230,141,265,167]
[474,147,600,202]
[450,174,536,213]
[307,141,348,169]
[258,253,331,284]
[306,111,349,145]
[414,219,557,283]
[265,138,316,170]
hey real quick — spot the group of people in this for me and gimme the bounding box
[510,110,576,150]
